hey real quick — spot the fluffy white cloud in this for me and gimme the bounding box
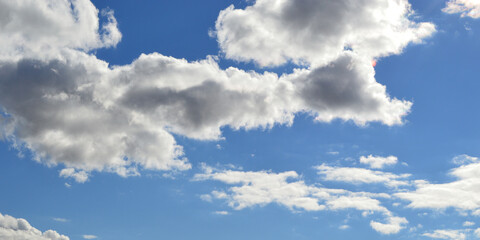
[194,164,407,234]
[214,0,435,67]
[0,212,69,240]
[0,0,425,180]
[423,229,466,240]
[315,164,410,187]
[0,50,410,180]
[0,55,191,180]
[396,159,480,212]
[0,0,121,61]
[370,216,408,235]
[59,168,89,183]
[360,155,398,169]
[443,0,480,18]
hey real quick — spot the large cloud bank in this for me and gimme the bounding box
[0,0,434,181]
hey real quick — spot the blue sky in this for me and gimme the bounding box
[2,0,480,239]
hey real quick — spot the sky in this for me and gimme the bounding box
[2,0,480,239]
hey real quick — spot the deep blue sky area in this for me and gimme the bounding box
[2,0,480,239]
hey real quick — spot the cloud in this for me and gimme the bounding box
[452,154,478,165]
[396,157,480,212]
[0,0,121,61]
[82,235,97,239]
[370,216,408,235]
[194,164,406,234]
[200,194,213,202]
[52,218,68,223]
[59,168,89,183]
[443,0,480,18]
[315,164,410,188]
[214,0,435,67]
[463,221,475,227]
[475,228,480,238]
[423,229,466,240]
[0,56,191,178]
[338,225,350,230]
[213,211,229,215]
[359,155,398,169]
[0,212,69,240]
[0,0,422,180]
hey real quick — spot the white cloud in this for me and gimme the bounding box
[452,154,478,165]
[315,164,410,187]
[423,229,466,240]
[360,155,398,169]
[52,218,68,223]
[214,0,435,67]
[339,225,350,230]
[213,211,229,215]
[0,212,69,240]
[0,0,425,181]
[463,221,475,227]
[475,228,480,237]
[82,235,97,239]
[370,216,408,235]
[194,165,406,234]
[0,40,413,180]
[443,0,480,18]
[200,194,213,202]
[0,0,121,61]
[396,158,480,212]
[59,168,89,183]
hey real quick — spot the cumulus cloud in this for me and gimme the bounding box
[0,212,69,240]
[0,50,410,180]
[59,168,89,183]
[423,229,466,240]
[396,158,480,212]
[370,216,408,235]
[214,0,435,67]
[315,164,411,187]
[360,155,398,169]
[0,0,428,180]
[0,56,190,179]
[0,0,121,61]
[443,0,480,18]
[194,164,406,234]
